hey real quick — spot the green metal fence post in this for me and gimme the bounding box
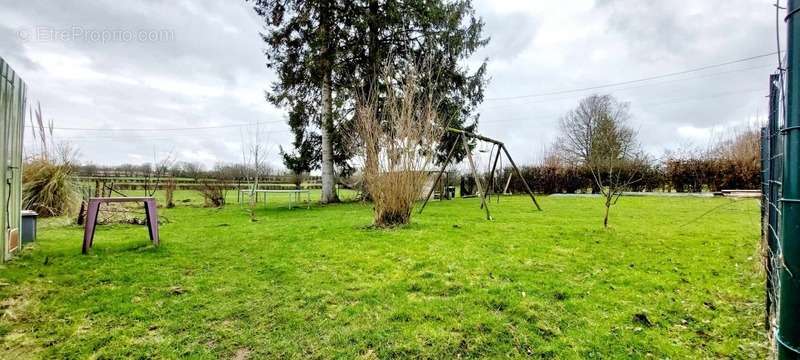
[768,73,781,333]
[779,0,800,357]
[763,125,768,222]
[762,125,772,331]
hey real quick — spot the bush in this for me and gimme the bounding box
[22,158,80,217]
[355,65,441,227]
[198,179,227,207]
[501,165,593,195]
[498,162,671,195]
[664,158,759,193]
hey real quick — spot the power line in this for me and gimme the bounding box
[52,87,763,138]
[26,53,776,135]
[479,63,773,111]
[480,87,765,125]
[54,129,293,142]
[24,118,286,132]
[484,52,779,101]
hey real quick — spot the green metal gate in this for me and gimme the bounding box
[0,57,27,262]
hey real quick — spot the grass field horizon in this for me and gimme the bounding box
[0,194,766,358]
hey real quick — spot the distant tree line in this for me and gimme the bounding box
[73,125,760,195]
[74,162,279,181]
[500,127,761,195]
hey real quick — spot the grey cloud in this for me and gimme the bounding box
[596,0,695,60]
[480,11,538,61]
[0,24,39,71]
[0,0,779,167]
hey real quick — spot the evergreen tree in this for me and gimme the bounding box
[250,0,488,199]
[251,0,352,203]
[345,0,488,163]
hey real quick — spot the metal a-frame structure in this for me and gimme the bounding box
[420,128,541,219]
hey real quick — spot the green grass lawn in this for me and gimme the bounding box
[0,194,766,358]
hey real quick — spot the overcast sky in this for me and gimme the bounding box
[0,0,779,170]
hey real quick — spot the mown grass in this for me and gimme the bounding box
[0,193,766,358]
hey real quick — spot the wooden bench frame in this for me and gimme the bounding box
[82,197,160,254]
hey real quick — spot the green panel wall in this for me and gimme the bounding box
[0,57,27,262]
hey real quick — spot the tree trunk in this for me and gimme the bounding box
[250,152,259,221]
[319,0,338,205]
[603,193,612,228]
[320,69,338,204]
[359,0,380,202]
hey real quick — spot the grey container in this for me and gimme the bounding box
[21,210,37,245]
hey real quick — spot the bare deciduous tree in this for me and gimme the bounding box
[241,122,270,221]
[142,149,175,198]
[558,94,643,228]
[197,172,228,208]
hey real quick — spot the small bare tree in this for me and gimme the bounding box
[143,149,175,198]
[164,178,176,208]
[558,95,642,228]
[241,122,270,221]
[355,64,443,227]
[198,172,228,207]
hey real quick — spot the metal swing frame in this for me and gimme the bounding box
[419,128,541,220]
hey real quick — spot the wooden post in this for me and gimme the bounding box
[462,134,491,220]
[82,200,100,254]
[503,173,513,194]
[83,197,160,254]
[501,144,541,210]
[481,146,502,208]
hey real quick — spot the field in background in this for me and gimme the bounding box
[0,196,765,358]
[109,189,360,208]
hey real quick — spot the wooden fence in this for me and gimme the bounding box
[77,176,323,192]
[77,174,321,184]
[0,57,27,262]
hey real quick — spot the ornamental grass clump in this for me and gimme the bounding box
[22,104,80,217]
[22,157,80,217]
[355,66,443,227]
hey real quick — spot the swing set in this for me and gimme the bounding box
[420,128,541,220]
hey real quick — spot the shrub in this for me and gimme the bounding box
[355,65,442,227]
[502,163,664,194]
[198,180,227,207]
[22,158,80,217]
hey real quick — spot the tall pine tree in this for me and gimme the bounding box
[251,0,488,198]
[252,0,353,203]
[344,0,488,162]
